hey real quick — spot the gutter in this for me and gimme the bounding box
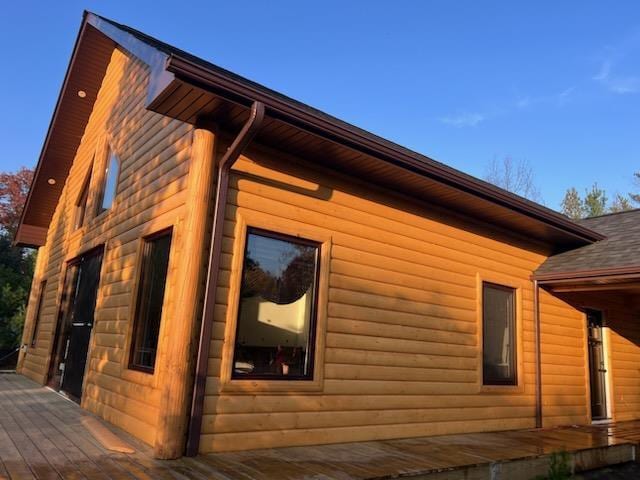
[533,265,640,284]
[163,54,604,245]
[186,101,265,456]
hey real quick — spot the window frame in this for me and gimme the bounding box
[230,227,322,381]
[481,281,518,387]
[74,165,93,230]
[95,146,120,216]
[30,280,47,347]
[128,227,174,374]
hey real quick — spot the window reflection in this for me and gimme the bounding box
[232,229,320,379]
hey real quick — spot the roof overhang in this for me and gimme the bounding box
[15,12,606,253]
[534,265,640,293]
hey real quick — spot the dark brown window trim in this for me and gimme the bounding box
[231,227,321,381]
[128,227,173,374]
[30,280,47,347]
[75,164,93,230]
[482,281,517,386]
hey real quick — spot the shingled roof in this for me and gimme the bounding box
[535,209,640,279]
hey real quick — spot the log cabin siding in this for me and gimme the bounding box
[554,292,640,423]
[19,47,194,446]
[199,146,590,453]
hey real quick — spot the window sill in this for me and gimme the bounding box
[219,377,324,395]
[480,383,524,394]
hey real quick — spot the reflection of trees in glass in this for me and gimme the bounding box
[242,237,316,305]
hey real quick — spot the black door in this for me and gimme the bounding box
[587,309,608,420]
[49,248,103,400]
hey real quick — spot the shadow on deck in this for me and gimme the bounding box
[0,373,637,479]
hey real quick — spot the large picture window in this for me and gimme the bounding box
[129,229,172,372]
[232,228,320,380]
[482,282,517,386]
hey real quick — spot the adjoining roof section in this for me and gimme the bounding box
[535,209,640,282]
[16,11,605,252]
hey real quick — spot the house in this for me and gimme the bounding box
[14,12,640,460]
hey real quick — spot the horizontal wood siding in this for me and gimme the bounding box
[19,48,194,446]
[199,145,589,452]
[556,292,640,423]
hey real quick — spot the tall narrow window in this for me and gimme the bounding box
[232,228,320,380]
[482,282,517,385]
[30,280,47,347]
[97,149,119,214]
[129,229,173,372]
[75,166,92,230]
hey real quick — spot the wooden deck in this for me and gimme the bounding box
[0,373,638,480]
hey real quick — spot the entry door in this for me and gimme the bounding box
[48,248,103,400]
[587,309,608,420]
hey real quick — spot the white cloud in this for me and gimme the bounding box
[440,112,486,127]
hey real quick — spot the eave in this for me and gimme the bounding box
[15,11,605,253]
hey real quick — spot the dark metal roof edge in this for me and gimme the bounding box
[164,54,605,245]
[14,13,94,247]
[17,11,606,249]
[533,265,640,282]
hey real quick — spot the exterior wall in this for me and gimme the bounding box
[18,47,194,446]
[555,292,640,423]
[200,144,590,453]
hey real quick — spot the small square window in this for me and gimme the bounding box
[232,228,320,380]
[482,282,517,386]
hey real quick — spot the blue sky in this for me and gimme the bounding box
[1,1,639,210]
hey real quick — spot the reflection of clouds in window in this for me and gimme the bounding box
[233,230,319,378]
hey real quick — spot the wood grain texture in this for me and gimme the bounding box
[198,143,590,452]
[18,47,194,447]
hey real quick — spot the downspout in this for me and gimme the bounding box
[533,279,542,428]
[186,101,265,456]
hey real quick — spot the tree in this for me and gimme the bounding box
[609,193,633,213]
[582,183,607,218]
[631,172,640,205]
[561,187,583,220]
[0,167,35,355]
[0,167,32,235]
[485,156,542,202]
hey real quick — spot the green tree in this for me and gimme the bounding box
[561,187,583,220]
[582,183,607,218]
[0,167,35,352]
[609,193,633,213]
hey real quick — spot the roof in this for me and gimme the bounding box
[15,12,605,252]
[535,209,640,280]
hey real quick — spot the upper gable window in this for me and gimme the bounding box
[97,149,120,214]
[75,165,92,230]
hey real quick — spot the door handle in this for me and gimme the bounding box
[72,322,91,327]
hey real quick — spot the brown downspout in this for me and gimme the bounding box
[533,279,542,428]
[186,101,265,456]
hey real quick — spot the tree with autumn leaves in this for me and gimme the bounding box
[0,167,35,361]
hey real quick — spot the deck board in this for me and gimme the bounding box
[0,374,638,479]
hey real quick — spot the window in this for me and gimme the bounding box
[129,229,173,372]
[232,229,320,380]
[482,282,517,386]
[30,280,47,347]
[75,166,92,229]
[97,149,119,214]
